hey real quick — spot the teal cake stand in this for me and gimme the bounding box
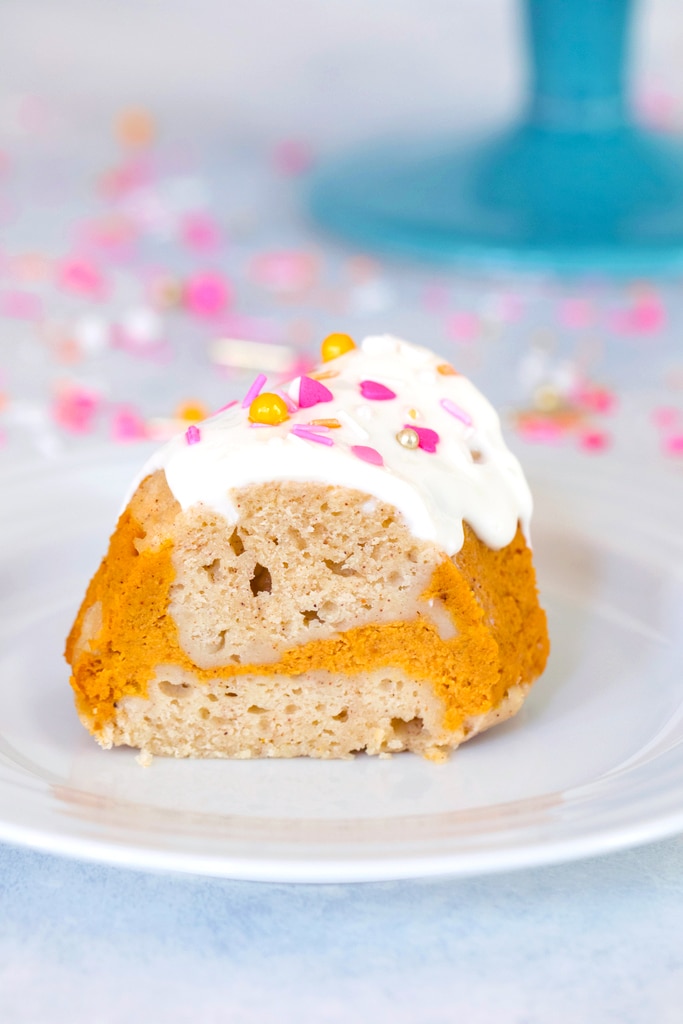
[309,0,683,271]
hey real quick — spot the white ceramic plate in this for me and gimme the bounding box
[1,445,682,882]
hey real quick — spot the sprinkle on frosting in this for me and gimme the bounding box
[351,444,384,467]
[129,335,534,555]
[299,375,334,409]
[408,425,440,453]
[185,424,201,445]
[241,373,267,409]
[440,397,473,427]
[321,333,355,362]
[396,427,419,449]
[291,426,335,446]
[248,392,289,425]
[359,380,396,401]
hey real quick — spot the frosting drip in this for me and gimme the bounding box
[127,335,533,554]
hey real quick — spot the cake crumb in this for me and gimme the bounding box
[136,749,154,767]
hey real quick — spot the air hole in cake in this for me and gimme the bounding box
[248,705,268,714]
[158,681,191,698]
[250,564,272,596]
[207,693,219,703]
[332,709,349,722]
[198,707,210,720]
[302,609,322,626]
[229,529,245,556]
[319,599,339,620]
[229,653,241,664]
[382,517,395,529]
[324,558,358,578]
[391,716,424,740]
[202,558,221,582]
[284,704,299,715]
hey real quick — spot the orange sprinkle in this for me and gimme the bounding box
[437,363,459,376]
[321,333,355,362]
[309,418,342,428]
[175,400,209,423]
[249,393,289,425]
[308,369,339,381]
[115,108,155,148]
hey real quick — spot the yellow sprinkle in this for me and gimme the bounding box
[321,333,356,362]
[248,393,290,425]
[407,408,419,420]
[175,400,209,423]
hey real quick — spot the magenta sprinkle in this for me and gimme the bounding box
[299,376,333,409]
[241,373,267,408]
[359,380,396,401]
[440,397,472,427]
[406,425,440,453]
[291,426,334,446]
[185,424,201,445]
[351,445,384,466]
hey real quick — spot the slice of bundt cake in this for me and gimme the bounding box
[66,334,549,761]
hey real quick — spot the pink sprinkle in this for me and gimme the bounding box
[440,398,472,427]
[111,406,147,442]
[185,271,231,318]
[302,423,330,433]
[359,380,396,401]
[214,400,238,415]
[407,425,440,453]
[242,374,267,408]
[559,298,594,330]
[57,258,107,300]
[578,429,610,452]
[0,289,43,320]
[652,406,679,430]
[351,445,384,466]
[181,212,222,252]
[610,296,665,335]
[53,387,100,434]
[291,426,334,446]
[273,139,314,176]
[299,376,333,409]
[447,311,479,343]
[517,419,564,444]
[573,384,617,415]
[185,424,201,445]
[664,433,683,455]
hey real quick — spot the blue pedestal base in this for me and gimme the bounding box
[309,125,683,273]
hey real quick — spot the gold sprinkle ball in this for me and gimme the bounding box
[396,427,419,449]
[248,393,289,425]
[321,333,356,362]
[533,384,562,413]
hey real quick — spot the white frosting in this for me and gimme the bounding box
[128,335,533,555]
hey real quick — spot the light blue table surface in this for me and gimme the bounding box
[2,838,683,1023]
